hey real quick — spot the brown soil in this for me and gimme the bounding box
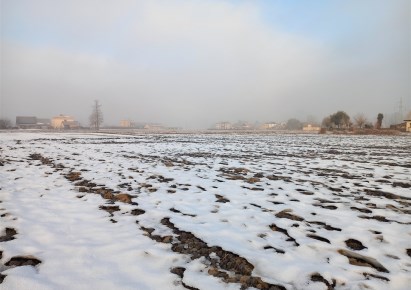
[275,210,304,222]
[269,223,299,246]
[311,273,336,290]
[5,256,41,267]
[307,234,331,244]
[141,218,286,290]
[0,228,17,242]
[345,239,367,251]
[338,249,389,273]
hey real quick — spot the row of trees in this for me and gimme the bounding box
[0,119,12,129]
[322,111,385,130]
[284,111,389,131]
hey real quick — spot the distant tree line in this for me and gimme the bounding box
[284,111,388,131]
[322,111,351,129]
[321,111,384,130]
[0,118,12,129]
[286,118,303,130]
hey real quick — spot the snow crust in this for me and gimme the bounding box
[0,132,410,290]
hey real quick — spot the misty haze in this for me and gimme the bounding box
[0,1,410,290]
[1,0,410,128]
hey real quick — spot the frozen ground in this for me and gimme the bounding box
[0,132,410,290]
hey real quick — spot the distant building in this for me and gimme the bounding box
[303,124,321,132]
[37,118,50,125]
[261,122,284,130]
[390,120,411,132]
[143,123,164,130]
[261,122,276,129]
[37,118,51,129]
[233,122,252,130]
[51,115,79,129]
[389,119,411,132]
[16,116,51,129]
[120,119,134,128]
[215,122,232,130]
[16,116,37,129]
[404,120,411,132]
[390,122,406,131]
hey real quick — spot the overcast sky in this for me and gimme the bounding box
[1,0,410,128]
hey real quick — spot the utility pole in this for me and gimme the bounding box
[95,100,100,131]
[399,97,404,121]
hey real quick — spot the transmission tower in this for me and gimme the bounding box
[399,97,404,121]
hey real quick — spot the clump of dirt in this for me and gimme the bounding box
[28,153,52,165]
[0,228,17,242]
[215,194,230,203]
[143,217,286,290]
[169,208,196,217]
[308,221,341,232]
[5,256,41,267]
[114,193,133,204]
[263,246,285,254]
[350,206,372,214]
[130,209,145,216]
[75,180,96,187]
[220,167,253,181]
[358,215,391,223]
[314,204,338,210]
[296,189,314,195]
[163,160,174,167]
[266,175,291,182]
[363,272,390,282]
[275,209,304,222]
[226,175,245,181]
[307,234,330,244]
[392,182,411,188]
[310,273,336,290]
[269,223,299,246]
[170,267,199,290]
[140,226,168,243]
[338,249,389,273]
[99,205,120,216]
[66,171,82,182]
[148,175,174,183]
[0,273,6,284]
[222,167,249,175]
[170,267,185,278]
[99,190,114,200]
[246,177,260,184]
[345,239,367,251]
[364,189,411,201]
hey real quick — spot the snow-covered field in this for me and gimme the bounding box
[1,132,410,290]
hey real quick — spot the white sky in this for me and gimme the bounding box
[1,0,410,128]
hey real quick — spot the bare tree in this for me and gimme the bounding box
[354,113,367,129]
[89,100,103,130]
[0,118,11,129]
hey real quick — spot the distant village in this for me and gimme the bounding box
[2,110,411,133]
[7,115,320,132]
[10,115,174,131]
